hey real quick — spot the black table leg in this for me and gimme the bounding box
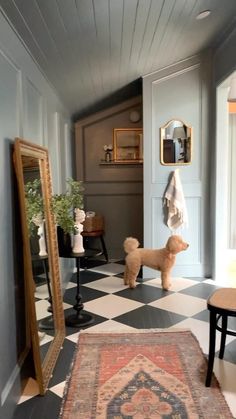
[65,256,94,327]
[42,259,53,313]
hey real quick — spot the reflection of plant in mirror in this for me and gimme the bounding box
[67,177,84,210]
[25,179,44,235]
[51,178,84,234]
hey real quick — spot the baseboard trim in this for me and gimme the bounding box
[1,363,20,406]
[143,264,209,279]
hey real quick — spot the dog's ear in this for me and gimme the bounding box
[166,237,175,253]
[166,235,181,254]
[166,235,188,253]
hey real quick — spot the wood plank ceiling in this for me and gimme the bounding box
[1,0,236,117]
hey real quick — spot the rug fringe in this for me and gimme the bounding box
[79,327,192,334]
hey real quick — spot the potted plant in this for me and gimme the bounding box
[25,178,47,256]
[51,178,85,255]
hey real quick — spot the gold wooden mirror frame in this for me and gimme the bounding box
[113,128,143,163]
[13,138,65,394]
[160,119,192,165]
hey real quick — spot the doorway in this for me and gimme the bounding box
[214,72,236,285]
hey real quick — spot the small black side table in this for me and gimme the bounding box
[61,249,99,327]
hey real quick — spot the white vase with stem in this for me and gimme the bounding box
[32,213,47,257]
[72,209,85,253]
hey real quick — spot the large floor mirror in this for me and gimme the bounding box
[13,138,65,395]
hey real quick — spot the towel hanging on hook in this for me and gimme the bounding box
[163,169,188,231]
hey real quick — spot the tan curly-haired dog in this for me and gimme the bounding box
[123,235,189,290]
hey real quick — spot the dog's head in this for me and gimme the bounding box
[166,235,189,254]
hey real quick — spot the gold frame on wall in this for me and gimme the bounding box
[113,128,143,163]
[160,119,192,166]
[13,138,65,395]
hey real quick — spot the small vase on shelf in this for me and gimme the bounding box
[72,209,86,253]
[103,144,113,163]
[105,150,111,162]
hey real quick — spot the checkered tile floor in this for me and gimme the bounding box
[13,259,236,418]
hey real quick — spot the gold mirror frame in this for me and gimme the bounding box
[113,128,143,163]
[13,138,65,395]
[160,119,192,165]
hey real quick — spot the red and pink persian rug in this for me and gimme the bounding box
[59,329,233,418]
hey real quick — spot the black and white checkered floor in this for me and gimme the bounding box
[13,259,236,418]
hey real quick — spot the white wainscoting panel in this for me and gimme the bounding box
[25,77,43,144]
[0,47,21,406]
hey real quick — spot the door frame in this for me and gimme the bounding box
[214,78,231,281]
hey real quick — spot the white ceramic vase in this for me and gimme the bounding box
[72,208,86,253]
[37,220,47,257]
[72,232,84,253]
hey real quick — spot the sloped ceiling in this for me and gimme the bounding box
[1,0,236,119]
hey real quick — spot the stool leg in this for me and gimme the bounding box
[219,315,227,359]
[83,236,89,249]
[205,310,217,387]
[100,235,108,262]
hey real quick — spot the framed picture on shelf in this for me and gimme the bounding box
[113,128,143,163]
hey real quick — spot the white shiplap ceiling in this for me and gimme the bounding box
[1,0,236,118]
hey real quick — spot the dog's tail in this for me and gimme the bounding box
[123,237,139,253]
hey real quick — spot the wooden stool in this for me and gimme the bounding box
[205,288,236,387]
[82,230,108,263]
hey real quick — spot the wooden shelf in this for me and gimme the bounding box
[100,160,143,166]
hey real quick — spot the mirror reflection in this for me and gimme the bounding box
[13,138,65,395]
[23,158,55,364]
[160,119,192,165]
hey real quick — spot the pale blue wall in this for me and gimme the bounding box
[0,10,73,419]
[143,52,213,278]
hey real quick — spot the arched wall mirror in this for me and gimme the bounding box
[13,138,65,395]
[160,119,192,165]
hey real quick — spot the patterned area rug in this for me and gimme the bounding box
[59,330,233,419]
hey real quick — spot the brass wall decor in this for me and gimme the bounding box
[160,119,192,165]
[13,138,65,395]
[113,128,143,163]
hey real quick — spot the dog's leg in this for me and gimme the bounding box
[124,263,140,288]
[124,265,129,286]
[128,265,140,288]
[161,271,171,290]
[124,265,137,288]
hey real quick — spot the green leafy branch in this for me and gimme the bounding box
[51,178,84,235]
[25,179,44,236]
